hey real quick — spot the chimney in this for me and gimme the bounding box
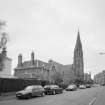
[18,54,22,67]
[31,51,34,65]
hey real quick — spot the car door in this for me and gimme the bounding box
[56,86,62,93]
[38,86,44,95]
[54,86,59,93]
[32,86,39,96]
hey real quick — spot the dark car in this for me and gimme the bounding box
[44,85,63,95]
[66,84,77,91]
[86,84,91,88]
[16,85,45,99]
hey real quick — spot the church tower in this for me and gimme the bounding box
[73,30,84,80]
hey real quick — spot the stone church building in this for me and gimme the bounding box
[72,30,84,81]
[14,30,84,84]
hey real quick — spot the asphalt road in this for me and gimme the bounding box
[0,86,105,105]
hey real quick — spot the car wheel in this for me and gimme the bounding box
[27,93,32,99]
[53,91,56,95]
[41,92,45,97]
[16,96,21,99]
[60,91,63,93]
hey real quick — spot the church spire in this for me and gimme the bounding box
[75,29,82,50]
[73,29,84,80]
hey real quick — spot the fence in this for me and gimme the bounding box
[0,78,49,94]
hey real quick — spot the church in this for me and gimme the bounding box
[14,30,84,84]
[72,30,84,81]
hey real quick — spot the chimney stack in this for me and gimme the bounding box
[18,54,22,67]
[31,51,34,65]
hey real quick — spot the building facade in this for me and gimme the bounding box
[14,52,73,84]
[14,52,57,82]
[94,70,105,85]
[84,73,91,82]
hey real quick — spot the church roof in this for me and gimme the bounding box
[47,60,72,73]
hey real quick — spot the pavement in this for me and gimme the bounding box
[0,92,16,101]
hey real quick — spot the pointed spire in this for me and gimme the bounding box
[75,29,82,50]
[77,28,80,40]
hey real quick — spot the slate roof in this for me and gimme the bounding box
[16,59,72,73]
[16,60,53,70]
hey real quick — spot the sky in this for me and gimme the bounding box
[0,0,105,77]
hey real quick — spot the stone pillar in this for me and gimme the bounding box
[18,54,22,67]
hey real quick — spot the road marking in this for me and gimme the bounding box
[89,97,96,105]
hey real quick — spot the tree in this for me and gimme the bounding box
[52,72,63,85]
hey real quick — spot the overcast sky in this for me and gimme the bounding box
[0,0,105,77]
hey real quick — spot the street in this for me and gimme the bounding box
[0,86,105,105]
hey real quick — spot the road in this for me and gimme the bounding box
[0,86,105,105]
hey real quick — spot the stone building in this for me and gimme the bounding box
[14,52,57,82]
[72,30,84,81]
[84,73,91,82]
[94,70,105,85]
[0,48,12,78]
[14,51,74,84]
[49,30,84,84]
[14,53,73,84]
[45,60,74,84]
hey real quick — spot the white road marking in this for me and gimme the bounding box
[89,97,96,105]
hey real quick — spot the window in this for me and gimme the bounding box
[25,86,34,90]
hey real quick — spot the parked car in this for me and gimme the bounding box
[16,85,45,99]
[79,85,86,89]
[44,85,63,95]
[86,84,91,88]
[66,84,77,91]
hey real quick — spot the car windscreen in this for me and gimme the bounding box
[44,85,59,88]
[68,85,75,88]
[44,85,50,88]
[24,86,34,90]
